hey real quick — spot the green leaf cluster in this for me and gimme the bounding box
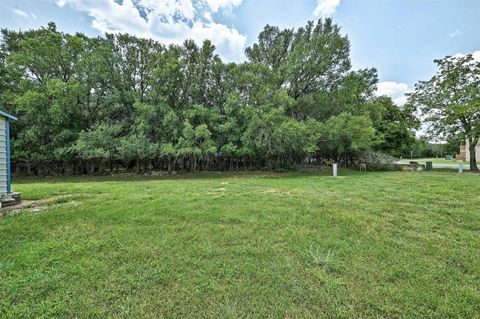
[0,20,417,173]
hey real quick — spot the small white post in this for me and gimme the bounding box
[333,163,338,177]
[459,164,464,174]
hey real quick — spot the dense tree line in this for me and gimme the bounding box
[0,20,418,175]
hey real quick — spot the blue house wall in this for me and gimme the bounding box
[0,111,17,198]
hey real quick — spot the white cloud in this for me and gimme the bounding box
[313,0,340,17]
[448,30,461,38]
[204,0,242,13]
[452,50,480,61]
[375,81,411,106]
[13,9,29,18]
[471,51,480,60]
[31,12,37,19]
[55,0,246,62]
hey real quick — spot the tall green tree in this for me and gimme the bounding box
[371,96,419,157]
[0,20,418,174]
[321,113,376,164]
[410,54,480,170]
[74,122,122,173]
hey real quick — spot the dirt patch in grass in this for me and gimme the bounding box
[207,187,228,195]
[261,188,293,196]
[0,194,80,218]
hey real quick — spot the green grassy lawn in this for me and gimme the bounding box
[1,171,479,318]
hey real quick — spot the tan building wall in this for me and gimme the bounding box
[456,144,467,161]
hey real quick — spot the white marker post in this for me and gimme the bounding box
[333,163,338,178]
[459,164,464,174]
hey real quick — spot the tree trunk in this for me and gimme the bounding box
[469,138,479,171]
[26,159,32,175]
[90,160,95,174]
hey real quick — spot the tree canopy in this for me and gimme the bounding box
[0,20,417,174]
[410,54,480,170]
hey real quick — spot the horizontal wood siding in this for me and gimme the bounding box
[0,117,8,195]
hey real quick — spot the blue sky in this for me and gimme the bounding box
[2,0,480,104]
